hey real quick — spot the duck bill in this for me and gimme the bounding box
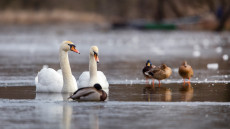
[94,54,99,63]
[71,47,80,54]
[147,62,151,67]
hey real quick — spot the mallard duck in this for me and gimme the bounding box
[142,60,156,86]
[150,64,172,87]
[178,61,193,84]
[69,83,107,101]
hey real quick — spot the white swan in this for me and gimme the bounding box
[78,46,109,89]
[35,41,80,93]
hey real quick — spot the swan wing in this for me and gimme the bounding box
[97,71,109,89]
[35,67,63,92]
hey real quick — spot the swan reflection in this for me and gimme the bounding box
[143,86,172,101]
[35,93,72,101]
[62,105,73,129]
[89,113,99,129]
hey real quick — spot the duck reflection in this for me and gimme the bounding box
[179,83,194,101]
[143,85,172,101]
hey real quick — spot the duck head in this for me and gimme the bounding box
[90,46,99,63]
[94,83,102,90]
[182,61,188,67]
[94,83,107,101]
[60,41,80,54]
[146,60,152,67]
[161,64,167,69]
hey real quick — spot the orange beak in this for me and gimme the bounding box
[94,54,99,63]
[71,47,80,54]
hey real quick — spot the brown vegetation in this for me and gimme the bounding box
[0,0,229,31]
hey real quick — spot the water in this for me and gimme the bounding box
[0,24,230,129]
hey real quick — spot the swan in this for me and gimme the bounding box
[78,46,109,89]
[69,83,107,101]
[35,41,80,93]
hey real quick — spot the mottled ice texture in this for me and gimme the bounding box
[0,25,229,86]
[0,25,230,129]
[207,63,219,70]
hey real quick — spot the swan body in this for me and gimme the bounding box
[78,71,109,89]
[69,84,107,101]
[35,41,80,93]
[78,46,109,89]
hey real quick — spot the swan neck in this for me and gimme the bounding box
[59,49,73,92]
[89,54,97,84]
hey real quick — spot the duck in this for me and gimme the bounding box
[150,64,172,87]
[178,61,193,84]
[78,46,109,89]
[68,83,107,101]
[142,60,156,86]
[35,41,80,93]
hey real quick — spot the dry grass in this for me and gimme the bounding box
[0,10,107,24]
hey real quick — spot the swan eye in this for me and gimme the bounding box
[68,44,80,54]
[68,44,75,49]
[93,51,98,56]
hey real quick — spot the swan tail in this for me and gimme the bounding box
[35,67,63,92]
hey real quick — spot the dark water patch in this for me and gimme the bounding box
[0,83,230,102]
[0,86,35,99]
[109,83,230,102]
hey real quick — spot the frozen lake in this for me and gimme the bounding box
[0,24,229,129]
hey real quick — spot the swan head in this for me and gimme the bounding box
[61,41,80,54]
[90,46,99,63]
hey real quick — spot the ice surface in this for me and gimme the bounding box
[0,99,230,129]
[223,54,229,61]
[193,51,200,57]
[0,24,230,129]
[215,47,223,53]
[207,63,219,70]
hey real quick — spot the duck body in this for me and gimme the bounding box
[142,60,156,78]
[69,84,107,101]
[151,64,172,80]
[178,61,193,79]
[35,41,80,93]
[78,46,109,89]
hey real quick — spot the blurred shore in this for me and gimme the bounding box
[0,10,106,25]
[0,10,228,31]
[0,0,230,31]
